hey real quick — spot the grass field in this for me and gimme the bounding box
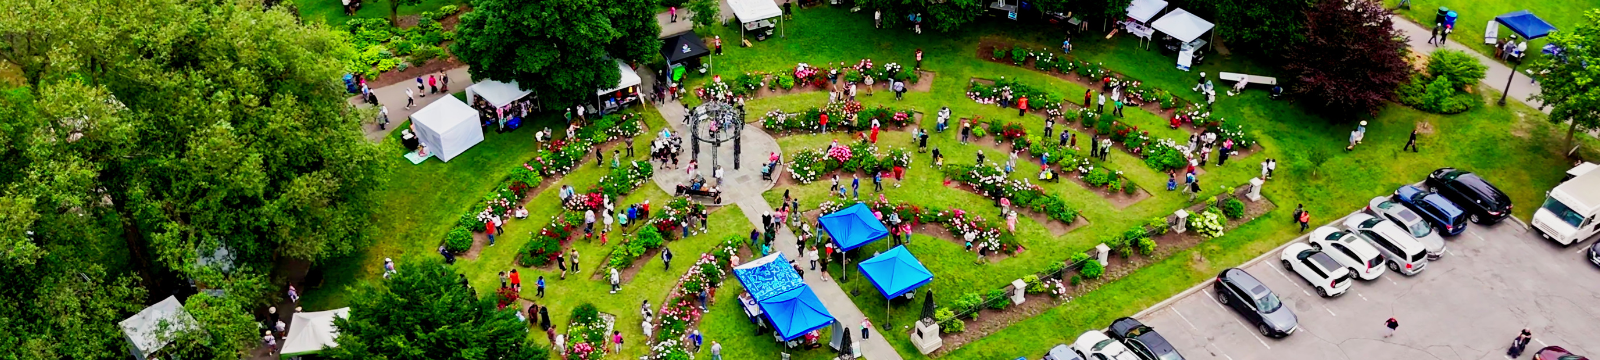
[296,0,465,27]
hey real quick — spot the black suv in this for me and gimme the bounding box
[1427,168,1513,224]
[1213,268,1298,338]
[1108,317,1186,360]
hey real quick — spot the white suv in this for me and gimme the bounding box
[1280,242,1354,297]
[1072,330,1140,360]
[1308,226,1388,281]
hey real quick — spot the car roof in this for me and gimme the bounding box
[1048,344,1082,360]
[1308,252,1343,272]
[1397,185,1426,199]
[1451,172,1511,204]
[1222,269,1270,296]
[1130,331,1180,358]
[1357,219,1427,253]
[1109,317,1145,336]
[1329,233,1381,258]
[1421,193,1465,217]
[1375,200,1423,224]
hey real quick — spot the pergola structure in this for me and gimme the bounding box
[688,101,745,169]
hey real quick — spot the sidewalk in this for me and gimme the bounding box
[349,66,473,143]
[1390,16,1547,113]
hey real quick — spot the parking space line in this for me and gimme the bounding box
[1268,263,1313,296]
[1208,344,1235,360]
[1322,304,1337,316]
[1447,248,1456,256]
[1172,307,1199,330]
[1384,274,1399,285]
[1471,231,1487,242]
[1536,338,1547,346]
[1356,292,1368,301]
[1206,289,1272,350]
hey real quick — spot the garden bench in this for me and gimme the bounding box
[675,185,723,204]
[1217,72,1278,86]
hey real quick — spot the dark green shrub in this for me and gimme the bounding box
[459,212,486,232]
[1222,198,1247,219]
[1070,274,1082,285]
[1080,260,1104,279]
[1136,237,1156,256]
[986,289,1008,309]
[444,226,472,253]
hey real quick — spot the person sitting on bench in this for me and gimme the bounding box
[1226,77,1249,96]
[1038,165,1058,182]
[1269,85,1284,100]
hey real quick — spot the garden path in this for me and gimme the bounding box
[1390,16,1546,112]
[350,66,473,143]
[650,89,904,359]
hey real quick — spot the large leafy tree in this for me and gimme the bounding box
[326,259,549,360]
[453,0,663,107]
[1530,10,1600,149]
[687,0,721,31]
[1282,0,1410,116]
[1212,0,1312,53]
[0,0,388,357]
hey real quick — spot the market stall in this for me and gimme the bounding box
[1123,0,1168,47]
[729,0,783,42]
[858,245,933,300]
[465,79,538,131]
[733,253,836,346]
[660,31,710,91]
[409,95,484,162]
[595,59,642,115]
[279,308,352,358]
[1150,8,1214,70]
[819,203,889,252]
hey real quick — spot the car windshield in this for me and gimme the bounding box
[1404,217,1432,238]
[1542,198,1585,228]
[1250,285,1282,311]
[1093,339,1117,351]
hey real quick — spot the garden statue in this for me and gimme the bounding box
[920,290,936,321]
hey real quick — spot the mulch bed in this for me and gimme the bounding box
[942,180,1087,237]
[362,10,468,89]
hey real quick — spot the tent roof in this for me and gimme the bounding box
[598,59,642,96]
[729,0,782,23]
[760,286,835,341]
[1126,0,1168,23]
[280,308,351,357]
[1151,8,1214,43]
[410,96,477,134]
[466,80,532,108]
[733,253,803,302]
[120,296,198,358]
[819,203,888,252]
[1496,10,1557,39]
[661,31,710,64]
[857,245,934,299]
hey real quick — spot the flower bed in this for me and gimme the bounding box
[342,7,459,79]
[985,43,1190,112]
[563,161,655,211]
[944,164,1080,223]
[518,212,582,267]
[649,198,708,239]
[786,142,912,184]
[648,253,726,360]
[966,77,1063,110]
[565,304,616,360]
[759,102,914,134]
[816,198,1021,255]
[605,226,666,270]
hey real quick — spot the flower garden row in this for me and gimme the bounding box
[758,102,915,135]
[646,237,741,360]
[691,59,923,108]
[987,44,1191,111]
[816,197,1021,255]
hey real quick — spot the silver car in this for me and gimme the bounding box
[1368,196,1446,260]
[1342,214,1430,276]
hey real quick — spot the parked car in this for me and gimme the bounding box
[1044,344,1084,360]
[1394,185,1469,237]
[1107,317,1185,360]
[1534,346,1589,360]
[1072,330,1141,360]
[1428,167,1513,224]
[1308,226,1388,280]
[1212,268,1297,337]
[1342,214,1430,276]
[1368,195,1448,260]
[1279,243,1354,297]
[1589,241,1600,267]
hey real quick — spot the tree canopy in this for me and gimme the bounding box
[1530,9,1600,148]
[326,259,549,360]
[453,0,663,107]
[1281,0,1411,116]
[0,0,388,357]
[1211,0,1312,54]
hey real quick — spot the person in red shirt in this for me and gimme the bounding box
[428,75,438,94]
[820,112,829,133]
[1083,89,1092,108]
[915,49,924,70]
[1017,95,1029,116]
[509,269,522,292]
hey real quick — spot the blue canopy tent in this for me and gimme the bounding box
[1495,10,1557,40]
[1491,10,1556,105]
[733,253,836,342]
[857,245,933,299]
[819,203,889,252]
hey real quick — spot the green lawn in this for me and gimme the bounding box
[296,0,465,27]
[1383,0,1590,63]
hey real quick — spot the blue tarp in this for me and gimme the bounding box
[857,245,934,299]
[733,253,803,302]
[819,203,889,252]
[760,286,836,341]
[1496,10,1557,40]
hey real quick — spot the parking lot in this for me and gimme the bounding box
[1135,215,1600,360]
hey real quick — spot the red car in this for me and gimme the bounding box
[1536,346,1589,360]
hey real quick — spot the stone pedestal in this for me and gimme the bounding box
[1094,244,1111,266]
[1172,209,1190,233]
[1010,279,1028,305]
[1247,178,1264,201]
[911,319,943,354]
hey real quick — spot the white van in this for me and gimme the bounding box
[1533,162,1600,246]
[1342,214,1430,276]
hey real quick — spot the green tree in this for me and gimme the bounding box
[454,0,662,107]
[384,0,424,26]
[325,259,550,360]
[1529,10,1600,149]
[1426,49,1487,89]
[687,0,720,31]
[1212,0,1312,53]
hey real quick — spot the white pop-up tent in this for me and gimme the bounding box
[1125,0,1168,23]
[279,307,352,358]
[729,0,783,42]
[410,96,484,162]
[596,59,643,114]
[465,79,534,109]
[1151,8,1214,43]
[121,296,198,360]
[597,60,642,96]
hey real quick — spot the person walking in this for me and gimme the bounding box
[1383,318,1399,338]
[428,74,438,94]
[1299,209,1311,232]
[1083,89,1092,108]
[1113,97,1124,117]
[711,341,723,360]
[1404,128,1419,152]
[556,252,568,279]
[807,246,819,270]
[874,9,882,28]
[830,174,841,195]
[851,174,860,199]
[713,36,723,55]
[1097,92,1106,113]
[537,276,546,297]
[509,269,522,292]
[1187,178,1202,202]
[872,171,883,192]
[613,331,624,353]
[609,267,620,293]
[1017,95,1029,116]
[287,285,299,303]
[670,6,677,22]
[1100,138,1112,161]
[960,119,971,143]
[570,249,580,273]
[405,88,415,109]
[861,318,873,340]
[1508,329,1532,358]
[662,247,674,270]
[441,73,450,92]
[416,76,426,97]
[915,49,924,70]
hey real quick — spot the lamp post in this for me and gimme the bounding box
[1498,61,1520,106]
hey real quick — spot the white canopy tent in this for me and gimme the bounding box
[596,59,643,114]
[465,79,534,109]
[1125,0,1168,23]
[121,296,198,360]
[1151,8,1214,43]
[728,0,784,42]
[410,96,484,162]
[597,60,642,96]
[279,307,352,358]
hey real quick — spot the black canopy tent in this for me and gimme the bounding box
[660,31,711,84]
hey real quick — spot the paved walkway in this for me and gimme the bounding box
[1390,16,1546,112]
[350,66,474,143]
